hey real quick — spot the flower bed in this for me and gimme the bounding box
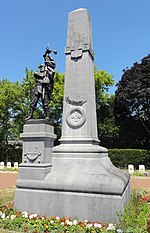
[0,190,149,233]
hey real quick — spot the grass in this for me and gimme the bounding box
[0,188,15,206]
[0,167,18,172]
[0,230,19,233]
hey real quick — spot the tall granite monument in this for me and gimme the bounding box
[15,8,130,222]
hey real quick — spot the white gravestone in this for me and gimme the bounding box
[14,162,18,169]
[7,162,11,169]
[128,164,134,175]
[139,165,145,174]
[0,162,4,170]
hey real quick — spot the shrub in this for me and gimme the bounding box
[108,149,150,169]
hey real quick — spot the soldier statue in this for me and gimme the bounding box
[26,47,57,121]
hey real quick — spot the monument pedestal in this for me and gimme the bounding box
[14,119,56,210]
[15,153,130,222]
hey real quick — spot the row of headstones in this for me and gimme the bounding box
[128,164,146,175]
[0,162,146,173]
[0,162,18,170]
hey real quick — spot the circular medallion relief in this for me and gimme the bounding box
[66,107,86,128]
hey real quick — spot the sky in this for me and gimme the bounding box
[0,0,150,94]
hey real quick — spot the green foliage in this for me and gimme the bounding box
[117,189,150,233]
[0,142,22,164]
[94,66,118,147]
[109,149,150,169]
[0,79,23,141]
[50,72,64,142]
[0,188,15,207]
[94,66,115,108]
[20,68,35,120]
[97,95,119,148]
[114,54,150,149]
[1,166,18,172]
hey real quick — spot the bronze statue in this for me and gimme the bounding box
[26,47,57,121]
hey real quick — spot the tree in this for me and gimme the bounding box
[97,94,119,147]
[50,71,64,142]
[0,79,24,163]
[114,54,150,148]
[0,79,23,141]
[94,66,118,147]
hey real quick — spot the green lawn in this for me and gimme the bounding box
[0,188,15,205]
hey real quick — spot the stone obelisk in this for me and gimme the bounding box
[53,8,107,155]
[14,8,130,223]
[51,8,130,222]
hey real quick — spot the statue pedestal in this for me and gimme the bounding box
[14,119,56,209]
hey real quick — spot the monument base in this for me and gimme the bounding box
[15,182,130,223]
[15,155,130,223]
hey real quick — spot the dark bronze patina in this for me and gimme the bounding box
[26,47,57,121]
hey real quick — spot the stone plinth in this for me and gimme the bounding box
[15,183,130,223]
[14,119,56,208]
[20,119,56,164]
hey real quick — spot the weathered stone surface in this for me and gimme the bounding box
[15,182,130,223]
[15,120,56,205]
[53,8,107,156]
[20,119,56,164]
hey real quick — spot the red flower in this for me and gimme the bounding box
[16,212,21,218]
[24,227,28,232]
[140,196,149,202]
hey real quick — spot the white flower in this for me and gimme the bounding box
[65,219,70,224]
[116,229,123,233]
[1,213,5,219]
[61,222,65,225]
[107,223,116,231]
[84,220,88,223]
[22,211,28,218]
[86,223,93,228]
[11,215,16,220]
[56,216,60,220]
[29,214,37,219]
[67,221,73,226]
[73,219,78,225]
[50,220,54,224]
[94,223,102,228]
